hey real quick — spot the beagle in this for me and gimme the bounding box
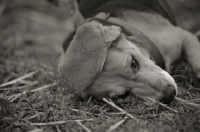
[58,0,200,105]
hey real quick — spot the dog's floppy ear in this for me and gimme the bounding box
[58,21,121,94]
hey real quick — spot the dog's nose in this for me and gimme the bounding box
[159,84,176,104]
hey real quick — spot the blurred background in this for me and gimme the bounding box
[0,1,200,132]
[0,0,75,71]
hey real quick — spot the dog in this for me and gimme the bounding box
[58,0,200,105]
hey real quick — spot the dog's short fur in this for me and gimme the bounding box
[59,0,200,105]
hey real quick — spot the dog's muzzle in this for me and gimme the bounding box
[158,71,177,103]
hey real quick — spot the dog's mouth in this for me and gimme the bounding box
[140,86,176,105]
[116,86,176,105]
[127,83,177,105]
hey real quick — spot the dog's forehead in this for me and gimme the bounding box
[113,34,145,58]
[117,36,138,49]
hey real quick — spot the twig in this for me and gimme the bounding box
[109,112,126,115]
[0,81,38,91]
[69,108,99,116]
[102,98,137,120]
[189,98,200,102]
[30,119,93,126]
[28,128,43,132]
[148,97,178,113]
[175,97,200,108]
[84,97,92,111]
[86,97,92,106]
[189,88,200,92]
[56,125,61,132]
[76,120,92,132]
[0,70,39,88]
[106,117,128,132]
[30,83,58,92]
[6,83,58,102]
[22,112,43,120]
[18,80,34,85]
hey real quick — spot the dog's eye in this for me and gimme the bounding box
[131,56,138,71]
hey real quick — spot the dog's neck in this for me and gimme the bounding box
[89,12,165,69]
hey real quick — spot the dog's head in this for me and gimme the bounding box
[59,21,177,105]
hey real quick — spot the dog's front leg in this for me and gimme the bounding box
[182,30,200,78]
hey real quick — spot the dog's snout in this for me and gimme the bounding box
[160,71,178,95]
[160,84,176,104]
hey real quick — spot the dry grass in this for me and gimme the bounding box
[0,34,200,132]
[0,1,200,132]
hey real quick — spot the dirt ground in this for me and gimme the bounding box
[0,1,200,132]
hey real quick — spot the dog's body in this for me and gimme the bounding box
[59,0,200,104]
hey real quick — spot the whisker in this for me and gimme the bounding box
[165,66,174,73]
[172,75,188,79]
[169,70,190,74]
